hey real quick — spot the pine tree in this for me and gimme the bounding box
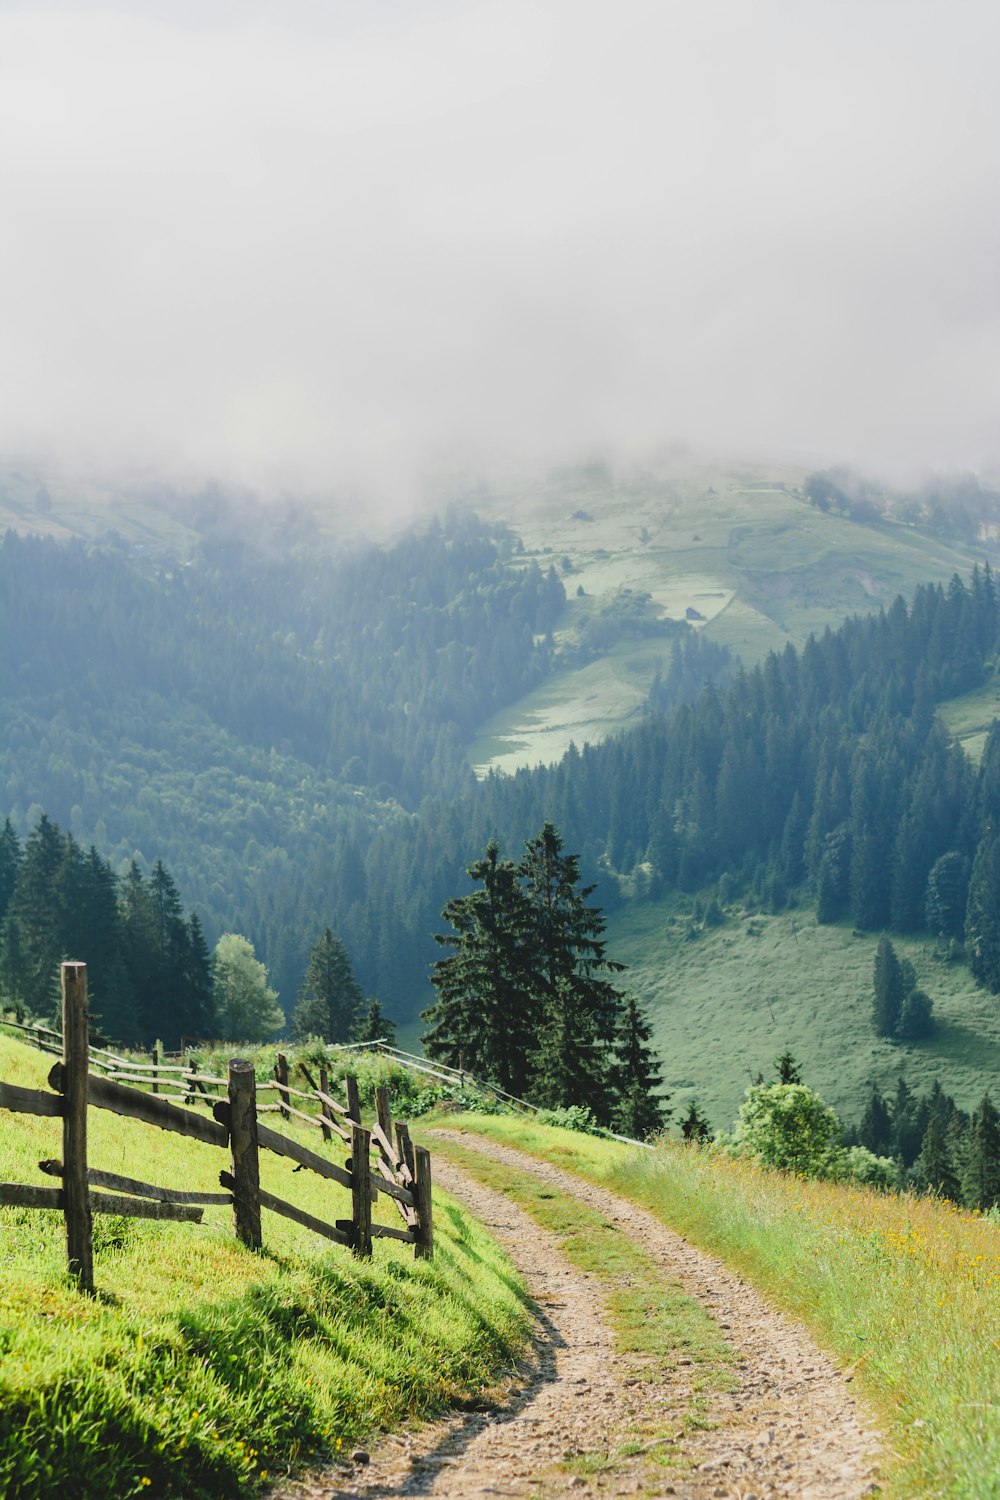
[962,1094,1000,1210]
[0,818,20,931]
[925,850,971,942]
[917,1114,961,1201]
[291,928,364,1043]
[422,841,534,1091]
[872,935,905,1037]
[858,1085,893,1156]
[353,998,397,1048]
[774,1049,802,1084]
[680,1099,712,1142]
[965,832,1000,991]
[610,994,670,1138]
[519,822,625,1117]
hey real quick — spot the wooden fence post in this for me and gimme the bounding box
[350,1122,373,1257]
[318,1064,332,1143]
[374,1085,393,1168]
[275,1052,290,1121]
[414,1145,433,1261]
[228,1059,262,1250]
[152,1041,161,1095]
[345,1073,361,1126]
[61,961,93,1293]
[394,1121,416,1185]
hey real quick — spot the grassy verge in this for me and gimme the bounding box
[432,1135,733,1486]
[432,1113,1000,1500]
[0,1037,531,1499]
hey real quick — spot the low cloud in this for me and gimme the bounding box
[1,0,998,507]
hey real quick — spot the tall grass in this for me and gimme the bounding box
[0,1037,530,1498]
[440,1113,1000,1500]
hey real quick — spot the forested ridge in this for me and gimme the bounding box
[6,506,1000,1042]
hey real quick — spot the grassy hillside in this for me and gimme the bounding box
[606,893,1000,1134]
[0,1033,529,1498]
[471,461,988,775]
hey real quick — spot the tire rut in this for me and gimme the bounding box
[270,1133,882,1499]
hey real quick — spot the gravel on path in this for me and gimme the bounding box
[269,1131,882,1500]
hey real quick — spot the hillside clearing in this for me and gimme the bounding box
[605,895,1000,1131]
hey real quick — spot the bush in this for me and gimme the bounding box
[727,1082,843,1177]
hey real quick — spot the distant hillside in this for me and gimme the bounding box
[470,460,988,775]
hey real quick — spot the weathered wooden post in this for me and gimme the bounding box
[318,1064,333,1143]
[345,1073,361,1126]
[350,1121,373,1257]
[228,1059,262,1250]
[413,1145,433,1261]
[275,1052,290,1121]
[61,961,93,1293]
[152,1041,161,1095]
[394,1121,416,1185]
[374,1084,393,1168]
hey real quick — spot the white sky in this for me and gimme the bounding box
[0,0,998,504]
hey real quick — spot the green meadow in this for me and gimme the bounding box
[605,894,1000,1134]
[0,1035,530,1499]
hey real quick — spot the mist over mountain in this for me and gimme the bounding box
[2,0,999,506]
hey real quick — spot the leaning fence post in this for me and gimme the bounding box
[318,1064,333,1143]
[61,961,93,1293]
[374,1085,393,1167]
[414,1145,433,1261]
[228,1059,262,1250]
[275,1051,290,1121]
[345,1073,361,1126]
[394,1121,416,1184]
[350,1122,373,1257]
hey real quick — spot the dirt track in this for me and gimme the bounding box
[271,1132,882,1500]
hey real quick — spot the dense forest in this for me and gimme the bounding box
[7,506,1000,1042]
[0,517,725,1014]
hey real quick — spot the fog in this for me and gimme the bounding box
[1,0,998,507]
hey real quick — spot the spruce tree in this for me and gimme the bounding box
[872,935,905,1037]
[519,822,625,1117]
[917,1114,961,1201]
[353,997,397,1049]
[680,1099,712,1142]
[965,832,1000,991]
[774,1049,802,1084]
[610,994,670,1138]
[423,841,536,1094]
[858,1085,893,1156]
[291,928,364,1043]
[962,1094,1000,1211]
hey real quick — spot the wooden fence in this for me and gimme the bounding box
[0,963,432,1293]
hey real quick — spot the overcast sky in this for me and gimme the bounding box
[1,0,997,504]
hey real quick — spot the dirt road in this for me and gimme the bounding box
[273,1132,881,1499]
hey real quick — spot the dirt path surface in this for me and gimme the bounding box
[272,1134,881,1500]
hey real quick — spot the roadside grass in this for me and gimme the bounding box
[606,893,1000,1132]
[435,1113,1000,1500]
[0,1036,531,1499]
[431,1134,733,1486]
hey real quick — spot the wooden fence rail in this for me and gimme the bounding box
[0,963,432,1293]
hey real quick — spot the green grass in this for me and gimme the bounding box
[0,1036,531,1498]
[436,1114,1000,1500]
[937,673,1000,763]
[605,892,1000,1133]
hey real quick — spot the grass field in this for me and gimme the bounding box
[437,1113,1000,1500]
[470,461,988,776]
[0,1035,530,1499]
[605,894,1000,1135]
[937,673,1000,763]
